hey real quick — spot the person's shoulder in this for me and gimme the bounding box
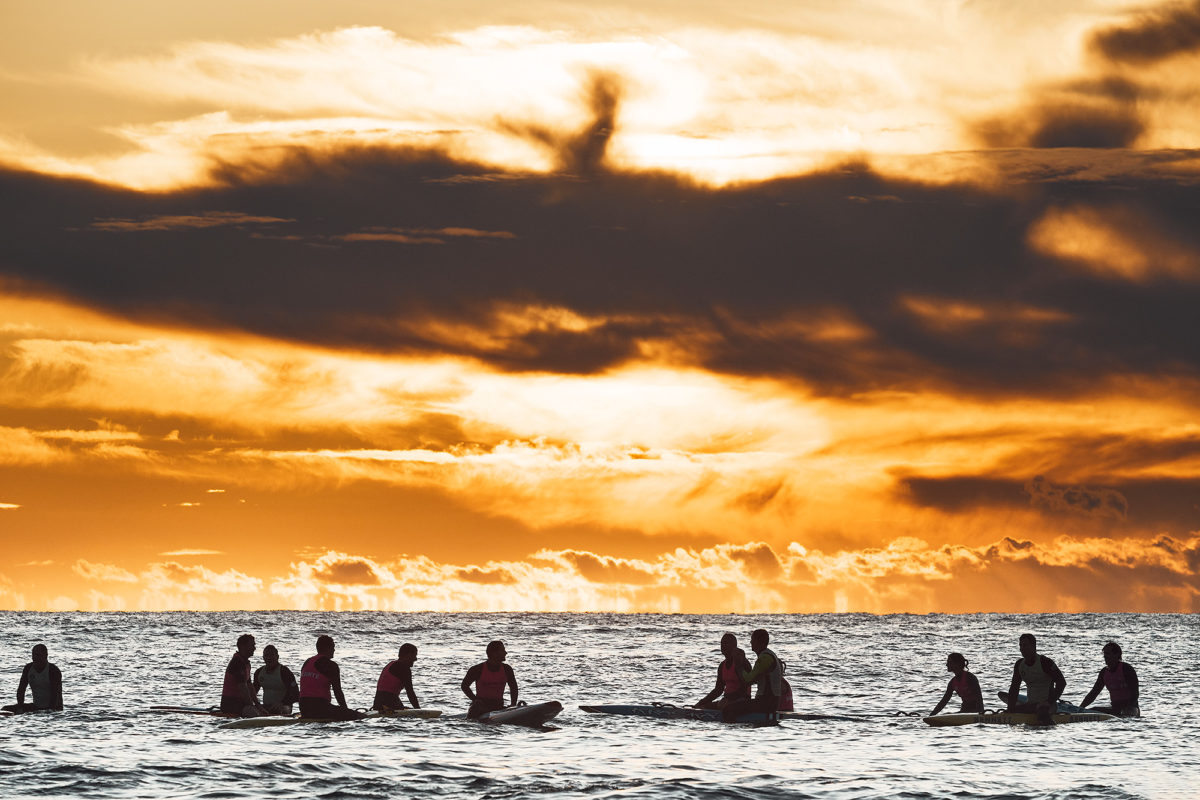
[1123,662,1137,676]
[504,663,516,676]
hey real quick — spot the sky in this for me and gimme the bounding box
[1,0,1199,612]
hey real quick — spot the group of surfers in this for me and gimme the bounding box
[928,633,1140,722]
[4,630,1139,724]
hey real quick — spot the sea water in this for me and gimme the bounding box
[0,612,1194,799]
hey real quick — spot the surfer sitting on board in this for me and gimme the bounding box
[721,628,782,722]
[462,640,517,719]
[252,644,299,716]
[1005,633,1066,724]
[221,635,265,717]
[929,652,984,716]
[373,643,421,711]
[298,635,364,720]
[694,633,753,709]
[3,643,63,713]
[1079,641,1139,717]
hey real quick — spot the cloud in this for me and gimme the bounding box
[1089,1,1200,64]
[88,211,294,232]
[142,562,262,594]
[975,77,1144,149]
[1024,475,1128,520]
[73,559,138,583]
[0,502,20,510]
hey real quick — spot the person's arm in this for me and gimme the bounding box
[1079,670,1104,709]
[1045,657,1066,703]
[251,666,264,699]
[697,667,724,707]
[50,664,63,711]
[281,666,299,704]
[740,651,776,685]
[737,650,753,675]
[1006,660,1022,709]
[930,679,954,716]
[16,663,31,704]
[401,666,419,709]
[326,661,348,708]
[461,665,480,701]
[505,664,518,706]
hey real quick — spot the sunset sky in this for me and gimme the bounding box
[2,0,1199,612]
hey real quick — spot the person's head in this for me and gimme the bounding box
[720,633,739,658]
[398,642,418,664]
[1102,641,1122,669]
[946,652,968,673]
[31,644,48,664]
[263,644,279,665]
[316,634,335,655]
[236,634,256,657]
[486,640,507,663]
[1019,633,1037,659]
[750,628,769,653]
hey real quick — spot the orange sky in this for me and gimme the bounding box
[1,0,1199,611]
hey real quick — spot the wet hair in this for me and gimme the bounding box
[31,644,47,659]
[263,644,279,658]
[399,643,418,658]
[720,633,738,646]
[751,628,770,645]
[236,634,255,650]
[1103,641,1122,658]
[316,634,335,653]
[1019,633,1036,646]
[947,652,968,668]
[486,640,505,656]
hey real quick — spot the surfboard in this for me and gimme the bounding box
[579,703,859,723]
[218,708,441,729]
[997,691,1086,714]
[924,710,1115,727]
[479,701,562,727]
[148,705,235,718]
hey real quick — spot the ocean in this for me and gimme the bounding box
[0,611,1194,799]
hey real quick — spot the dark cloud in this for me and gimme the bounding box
[1090,0,1200,64]
[314,557,381,585]
[1023,475,1128,520]
[3,98,1200,398]
[555,550,657,584]
[728,543,783,580]
[975,77,1144,149]
[455,567,516,584]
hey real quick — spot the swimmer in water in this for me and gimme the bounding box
[1005,633,1066,724]
[461,640,517,719]
[373,643,421,712]
[1079,641,1139,717]
[298,635,364,721]
[3,644,63,713]
[694,633,753,709]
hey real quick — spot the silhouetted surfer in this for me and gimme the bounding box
[220,635,264,717]
[1079,641,1139,717]
[298,635,364,720]
[1006,633,1066,723]
[461,640,517,719]
[3,644,62,713]
[373,643,421,711]
[253,644,299,715]
[929,652,984,716]
[721,628,781,722]
[694,633,753,709]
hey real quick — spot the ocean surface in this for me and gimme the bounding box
[0,612,1194,799]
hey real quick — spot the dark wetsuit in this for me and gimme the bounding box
[220,652,255,715]
[298,654,362,720]
[462,662,516,719]
[3,662,63,713]
[372,660,418,711]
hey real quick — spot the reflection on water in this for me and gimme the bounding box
[0,612,1194,799]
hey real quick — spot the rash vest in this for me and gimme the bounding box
[256,665,288,707]
[754,648,783,698]
[222,653,251,699]
[1018,655,1052,703]
[475,663,508,700]
[719,660,748,696]
[300,654,332,700]
[1102,664,1135,706]
[377,661,404,695]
